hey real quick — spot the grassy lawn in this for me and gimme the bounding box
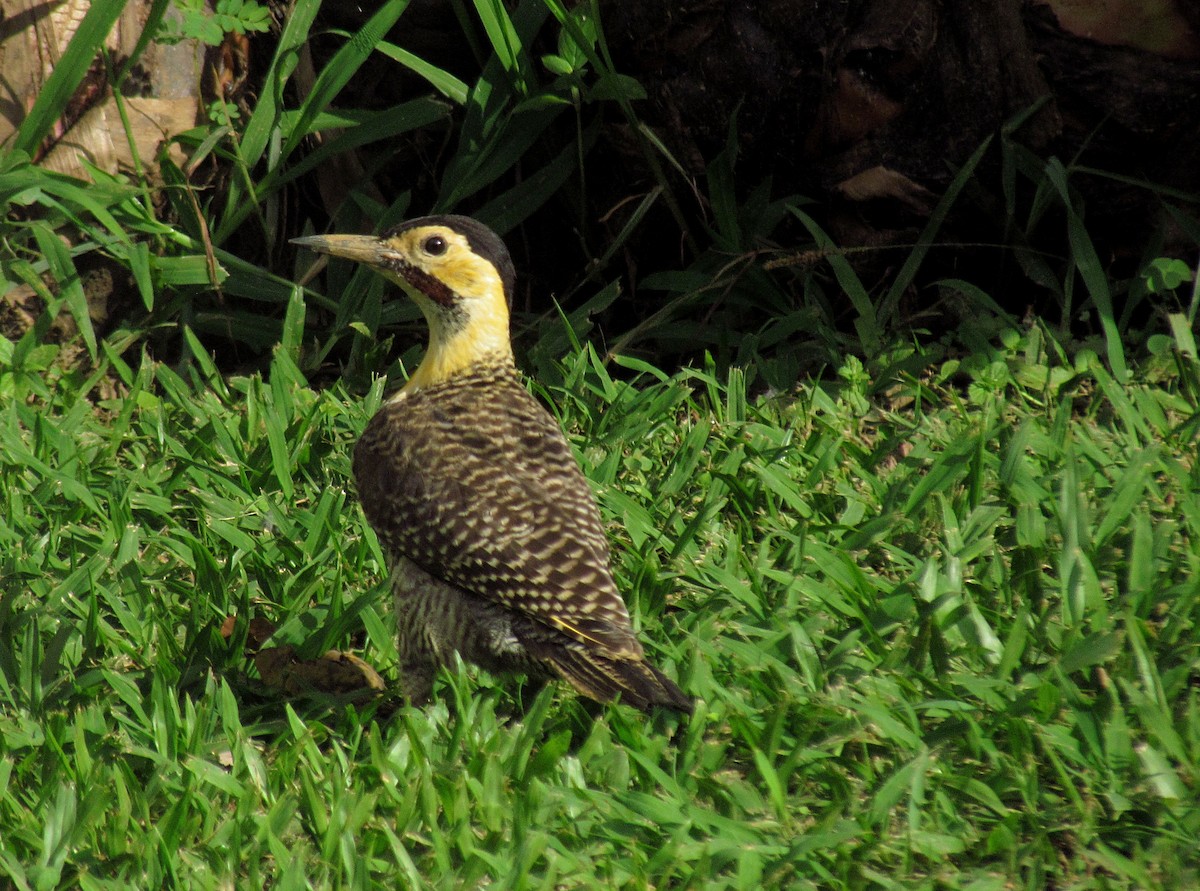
[2,0,1199,887]
[2,318,1198,888]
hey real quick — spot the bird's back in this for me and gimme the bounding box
[353,364,690,712]
[354,364,640,657]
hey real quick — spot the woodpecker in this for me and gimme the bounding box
[292,216,691,713]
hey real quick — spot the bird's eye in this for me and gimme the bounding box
[423,235,447,256]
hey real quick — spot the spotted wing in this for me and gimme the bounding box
[353,370,643,660]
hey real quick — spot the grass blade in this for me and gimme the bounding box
[30,223,96,360]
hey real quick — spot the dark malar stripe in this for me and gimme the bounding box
[390,257,458,307]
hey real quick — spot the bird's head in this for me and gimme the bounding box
[293,215,516,391]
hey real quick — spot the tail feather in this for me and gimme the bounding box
[546,647,692,714]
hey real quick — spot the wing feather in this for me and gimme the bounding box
[354,369,642,659]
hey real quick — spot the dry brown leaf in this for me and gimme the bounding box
[223,614,388,700]
[255,646,386,698]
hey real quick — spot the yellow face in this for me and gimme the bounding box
[293,222,513,391]
[378,225,508,315]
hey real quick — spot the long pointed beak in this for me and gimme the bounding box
[291,234,390,266]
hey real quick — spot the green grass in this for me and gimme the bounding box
[3,0,1200,886]
[2,319,1199,888]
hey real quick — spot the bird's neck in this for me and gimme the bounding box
[403,302,514,394]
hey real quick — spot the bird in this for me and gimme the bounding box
[292,215,691,714]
